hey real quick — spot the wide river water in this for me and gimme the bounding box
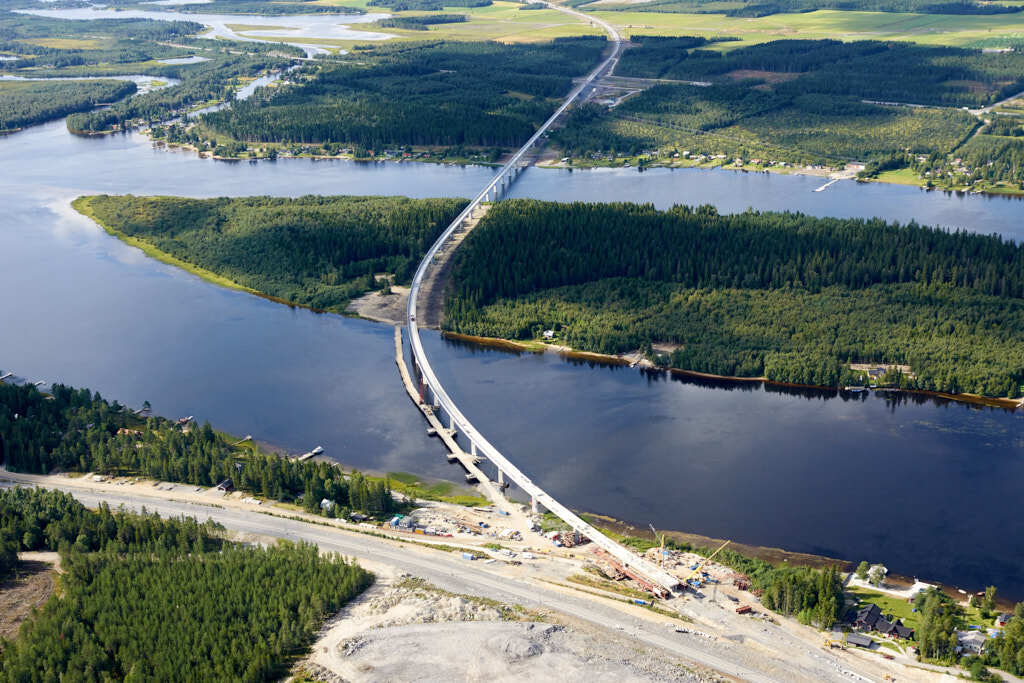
[2,118,1022,597]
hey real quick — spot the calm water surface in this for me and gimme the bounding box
[1,118,1022,597]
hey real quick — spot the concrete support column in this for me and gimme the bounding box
[531,496,538,514]
[448,413,454,432]
[471,442,477,457]
[498,469,505,486]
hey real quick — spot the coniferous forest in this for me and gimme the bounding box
[0,381,398,518]
[444,200,1024,397]
[0,487,373,681]
[200,38,607,150]
[75,194,467,312]
[0,79,138,132]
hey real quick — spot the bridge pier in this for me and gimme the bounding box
[531,495,539,514]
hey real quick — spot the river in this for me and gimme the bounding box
[1,116,1022,598]
[19,7,395,56]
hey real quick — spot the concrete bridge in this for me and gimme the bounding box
[402,6,682,596]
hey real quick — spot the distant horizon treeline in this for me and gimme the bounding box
[444,200,1024,397]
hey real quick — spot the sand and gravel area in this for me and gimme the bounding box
[302,572,708,683]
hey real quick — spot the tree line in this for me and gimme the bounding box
[444,200,1024,396]
[618,37,1024,108]
[0,487,373,682]
[76,194,467,312]
[0,381,399,519]
[200,38,607,149]
[368,0,490,9]
[0,79,137,132]
[375,14,468,29]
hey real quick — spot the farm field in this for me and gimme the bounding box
[243,0,605,49]
[585,9,1024,48]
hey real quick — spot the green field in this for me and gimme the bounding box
[229,0,603,49]
[588,9,1024,48]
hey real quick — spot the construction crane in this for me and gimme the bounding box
[682,540,731,588]
[648,524,666,567]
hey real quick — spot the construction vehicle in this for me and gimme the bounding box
[824,638,846,650]
[681,540,731,590]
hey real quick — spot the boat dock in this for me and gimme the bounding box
[296,445,323,462]
[814,178,840,192]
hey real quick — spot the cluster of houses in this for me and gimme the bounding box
[851,601,1014,655]
[853,603,915,640]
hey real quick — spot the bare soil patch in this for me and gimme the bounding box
[725,70,801,85]
[0,558,58,642]
[347,285,409,325]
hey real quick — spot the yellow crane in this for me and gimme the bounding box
[682,539,732,586]
[648,524,666,567]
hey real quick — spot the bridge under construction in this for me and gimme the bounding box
[399,3,682,596]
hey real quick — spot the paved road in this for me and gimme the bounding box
[2,476,875,682]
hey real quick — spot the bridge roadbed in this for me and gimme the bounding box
[416,203,489,329]
[394,327,531,530]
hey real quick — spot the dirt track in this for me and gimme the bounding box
[416,204,490,328]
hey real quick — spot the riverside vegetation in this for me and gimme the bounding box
[0,487,373,681]
[0,381,403,518]
[443,200,1024,398]
[0,79,137,132]
[0,11,300,134]
[74,194,467,312]
[555,36,1024,189]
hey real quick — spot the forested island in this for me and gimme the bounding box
[555,36,1024,193]
[74,194,467,312]
[0,487,373,681]
[443,200,1024,398]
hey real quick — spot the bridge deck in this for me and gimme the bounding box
[402,4,681,595]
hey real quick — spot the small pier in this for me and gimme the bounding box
[814,178,840,192]
[296,446,323,462]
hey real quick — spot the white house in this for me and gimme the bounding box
[957,630,989,655]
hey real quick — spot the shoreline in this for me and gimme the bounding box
[71,196,377,318]
[132,121,1024,199]
[584,512,1021,608]
[442,331,1023,410]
